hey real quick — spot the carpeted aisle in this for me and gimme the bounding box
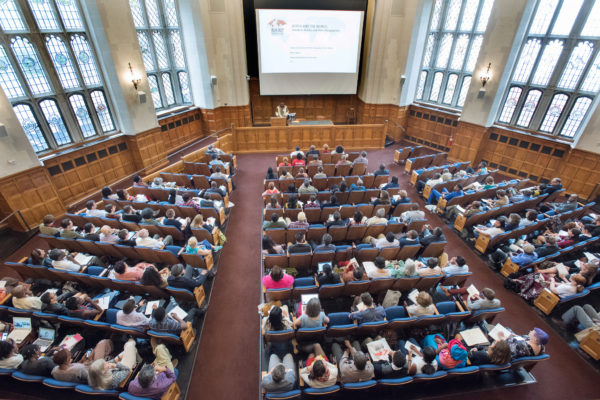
[187,153,275,400]
[187,147,600,400]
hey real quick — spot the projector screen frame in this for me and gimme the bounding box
[256,8,365,95]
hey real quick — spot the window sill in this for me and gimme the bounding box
[156,105,196,120]
[492,123,575,146]
[411,102,462,117]
[38,131,124,162]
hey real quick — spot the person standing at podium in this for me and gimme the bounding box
[275,102,289,118]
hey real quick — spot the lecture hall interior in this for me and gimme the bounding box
[0,0,599,399]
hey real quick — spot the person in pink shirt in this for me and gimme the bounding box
[114,260,151,281]
[262,265,294,290]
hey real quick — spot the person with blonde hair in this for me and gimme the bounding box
[406,291,435,316]
[99,225,119,243]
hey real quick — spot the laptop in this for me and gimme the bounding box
[8,317,32,344]
[33,328,55,352]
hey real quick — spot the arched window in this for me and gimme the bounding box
[0,0,117,152]
[129,0,191,110]
[497,0,600,139]
[415,0,494,108]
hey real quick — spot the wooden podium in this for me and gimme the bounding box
[270,117,287,126]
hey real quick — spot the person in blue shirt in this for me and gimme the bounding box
[382,176,399,190]
[348,292,385,324]
[489,243,538,270]
[349,178,365,191]
[428,184,463,205]
[373,164,389,177]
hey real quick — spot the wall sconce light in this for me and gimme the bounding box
[480,62,492,87]
[129,62,142,90]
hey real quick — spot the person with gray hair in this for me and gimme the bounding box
[331,339,374,383]
[167,263,213,291]
[352,151,368,167]
[366,207,388,226]
[87,339,138,390]
[135,228,174,248]
[261,353,296,393]
[128,363,177,398]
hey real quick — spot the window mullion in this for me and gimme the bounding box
[29,99,58,148]
[530,90,555,130]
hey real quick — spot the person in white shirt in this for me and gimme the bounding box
[116,299,149,328]
[84,200,106,218]
[290,145,304,159]
[467,288,501,310]
[275,102,289,118]
[371,232,399,249]
[549,274,586,298]
[399,204,425,224]
[0,339,24,369]
[368,257,391,278]
[441,256,469,275]
[11,285,43,310]
[473,219,505,238]
[49,249,82,272]
[405,291,436,316]
[135,229,173,249]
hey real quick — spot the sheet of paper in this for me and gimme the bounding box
[318,262,330,273]
[460,327,490,347]
[145,300,160,315]
[584,252,598,262]
[408,289,419,304]
[74,253,93,265]
[488,323,512,342]
[301,294,319,313]
[362,261,377,278]
[466,284,479,297]
[168,306,188,320]
[366,338,392,362]
[405,341,421,355]
[555,263,569,276]
[0,281,6,288]
[95,296,110,310]
[356,302,366,312]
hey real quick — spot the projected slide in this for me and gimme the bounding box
[258,9,362,74]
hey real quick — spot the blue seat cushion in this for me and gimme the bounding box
[43,378,78,388]
[12,371,46,381]
[75,384,119,395]
[265,389,302,400]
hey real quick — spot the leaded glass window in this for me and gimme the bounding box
[415,0,494,108]
[497,0,600,139]
[0,0,117,152]
[129,0,191,109]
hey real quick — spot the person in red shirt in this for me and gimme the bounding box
[279,157,290,167]
[291,153,305,166]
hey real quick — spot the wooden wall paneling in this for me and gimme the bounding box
[0,166,65,230]
[231,124,386,153]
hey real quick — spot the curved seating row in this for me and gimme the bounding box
[394,145,427,164]
[264,302,502,341]
[437,179,528,212]
[3,261,206,309]
[410,161,470,185]
[0,304,195,351]
[263,273,472,302]
[65,213,218,246]
[263,188,403,210]
[1,367,181,399]
[262,242,441,271]
[454,194,547,232]
[39,233,213,269]
[264,203,418,225]
[404,152,448,173]
[476,203,596,253]
[264,173,389,192]
[275,151,361,166]
[102,198,226,225]
[261,354,550,400]
[263,218,428,243]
